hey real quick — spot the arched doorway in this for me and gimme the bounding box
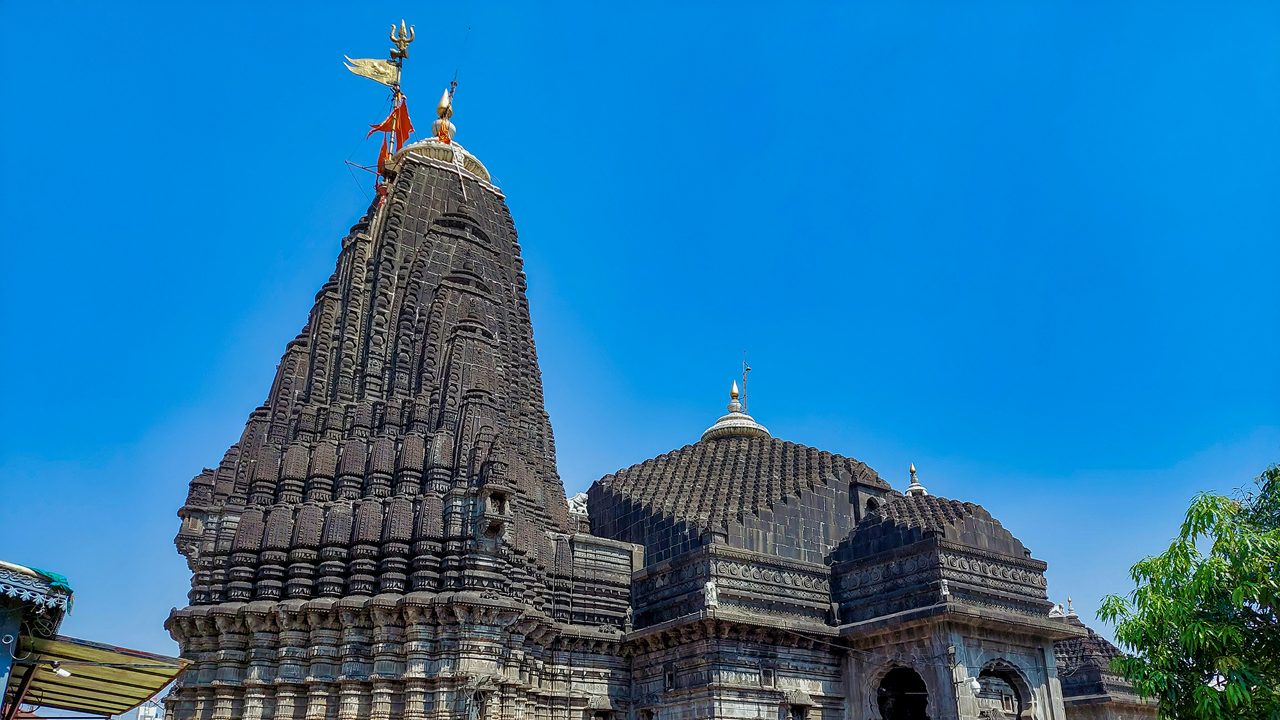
[976,660,1034,719]
[877,667,929,720]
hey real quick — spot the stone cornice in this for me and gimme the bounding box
[837,600,1087,642]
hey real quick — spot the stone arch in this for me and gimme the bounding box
[869,663,931,720]
[976,658,1036,719]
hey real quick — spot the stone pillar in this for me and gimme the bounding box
[195,688,215,720]
[370,680,398,720]
[927,633,961,720]
[244,609,280,720]
[243,687,272,720]
[335,602,372,720]
[1039,643,1068,720]
[336,682,365,720]
[371,603,406,720]
[273,685,303,720]
[403,679,429,720]
[212,611,248,720]
[275,602,310,719]
[841,651,857,720]
[303,682,334,720]
[306,606,342,720]
[211,689,236,720]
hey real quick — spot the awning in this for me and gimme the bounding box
[3,635,187,718]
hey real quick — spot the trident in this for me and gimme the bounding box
[390,20,415,61]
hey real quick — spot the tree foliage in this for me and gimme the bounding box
[1099,465,1280,719]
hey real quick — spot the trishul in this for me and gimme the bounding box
[390,20,415,61]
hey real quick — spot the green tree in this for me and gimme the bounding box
[1099,464,1280,719]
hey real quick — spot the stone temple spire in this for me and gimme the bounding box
[165,59,640,720]
[701,380,771,441]
[172,85,571,610]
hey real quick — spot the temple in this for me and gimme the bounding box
[165,43,1154,720]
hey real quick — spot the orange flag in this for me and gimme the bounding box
[367,99,414,151]
[368,107,396,138]
[393,100,413,151]
[376,135,390,176]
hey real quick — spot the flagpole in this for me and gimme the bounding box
[380,21,414,193]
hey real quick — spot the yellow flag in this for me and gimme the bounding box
[343,56,400,87]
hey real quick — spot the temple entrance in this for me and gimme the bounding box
[877,667,929,720]
[976,660,1033,719]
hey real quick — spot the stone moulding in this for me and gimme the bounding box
[631,543,834,629]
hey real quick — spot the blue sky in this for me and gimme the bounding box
[1,0,1278,669]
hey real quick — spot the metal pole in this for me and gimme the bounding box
[2,664,37,720]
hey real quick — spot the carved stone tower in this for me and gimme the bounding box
[167,100,638,720]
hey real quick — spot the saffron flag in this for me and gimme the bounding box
[368,108,396,138]
[367,100,414,151]
[377,135,390,176]
[393,100,413,151]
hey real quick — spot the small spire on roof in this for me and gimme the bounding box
[905,463,928,497]
[701,378,769,441]
[433,85,457,142]
[437,88,453,118]
[1066,596,1078,618]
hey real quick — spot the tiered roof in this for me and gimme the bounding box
[831,492,1033,560]
[596,435,885,528]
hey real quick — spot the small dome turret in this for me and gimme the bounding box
[904,463,928,496]
[701,381,770,441]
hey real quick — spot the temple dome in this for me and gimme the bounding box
[587,384,888,565]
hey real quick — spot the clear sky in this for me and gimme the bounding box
[1,0,1278,673]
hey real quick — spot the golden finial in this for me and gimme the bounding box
[390,20,415,60]
[910,463,917,477]
[432,87,457,143]
[437,88,454,119]
[726,380,745,414]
